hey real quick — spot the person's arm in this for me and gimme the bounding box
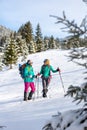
[31,68,36,78]
[36,66,43,78]
[50,66,60,73]
[39,66,43,74]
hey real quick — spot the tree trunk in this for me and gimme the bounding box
[10,64,12,69]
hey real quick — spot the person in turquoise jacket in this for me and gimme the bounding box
[23,60,36,101]
[37,59,60,97]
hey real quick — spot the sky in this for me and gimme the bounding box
[0,0,87,38]
[0,49,86,130]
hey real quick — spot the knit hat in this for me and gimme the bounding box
[27,60,33,65]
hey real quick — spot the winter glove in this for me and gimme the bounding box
[56,67,61,72]
[35,73,40,78]
[37,73,40,76]
[34,75,38,78]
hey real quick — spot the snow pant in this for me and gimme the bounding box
[24,82,35,101]
[42,77,50,97]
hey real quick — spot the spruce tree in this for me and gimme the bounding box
[16,35,29,60]
[44,36,49,50]
[18,21,34,51]
[50,6,87,105]
[35,23,43,52]
[3,34,18,69]
[55,38,60,49]
[0,36,6,47]
[0,54,4,70]
[49,35,56,49]
[29,41,36,54]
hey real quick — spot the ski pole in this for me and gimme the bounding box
[37,77,39,98]
[33,78,37,100]
[59,71,65,93]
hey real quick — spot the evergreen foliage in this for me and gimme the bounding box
[1,15,87,70]
[43,36,49,50]
[50,11,87,38]
[55,38,60,48]
[29,41,36,54]
[49,35,56,49]
[42,108,87,130]
[50,10,87,105]
[68,47,87,68]
[0,54,4,70]
[35,23,43,52]
[3,34,18,69]
[16,35,29,59]
[65,84,87,104]
[0,36,6,47]
[18,21,34,52]
[67,47,87,101]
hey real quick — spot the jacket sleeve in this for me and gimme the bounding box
[39,66,43,74]
[50,65,57,73]
[32,68,35,78]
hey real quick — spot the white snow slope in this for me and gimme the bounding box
[0,49,86,130]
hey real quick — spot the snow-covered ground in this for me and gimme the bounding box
[0,49,86,130]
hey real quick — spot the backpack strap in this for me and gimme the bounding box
[27,65,33,74]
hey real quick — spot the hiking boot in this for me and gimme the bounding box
[24,92,28,101]
[43,93,47,97]
[42,89,48,98]
[43,90,47,98]
[28,91,34,100]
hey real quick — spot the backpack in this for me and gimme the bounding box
[19,63,26,79]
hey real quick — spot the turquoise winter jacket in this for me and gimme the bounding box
[23,64,35,82]
[40,65,57,78]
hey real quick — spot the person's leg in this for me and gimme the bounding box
[24,82,29,92]
[24,91,27,101]
[43,78,50,97]
[42,78,47,97]
[28,82,35,100]
[46,78,50,90]
[24,82,29,101]
[46,77,50,87]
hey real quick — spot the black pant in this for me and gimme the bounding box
[42,77,49,97]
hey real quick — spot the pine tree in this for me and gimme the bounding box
[65,84,87,103]
[29,41,36,54]
[0,54,4,70]
[3,34,18,69]
[49,35,56,49]
[65,47,87,105]
[49,6,87,109]
[18,21,34,52]
[43,36,49,50]
[35,23,43,52]
[55,38,60,49]
[16,35,29,60]
[0,36,6,47]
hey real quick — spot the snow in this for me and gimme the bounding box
[0,49,86,130]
